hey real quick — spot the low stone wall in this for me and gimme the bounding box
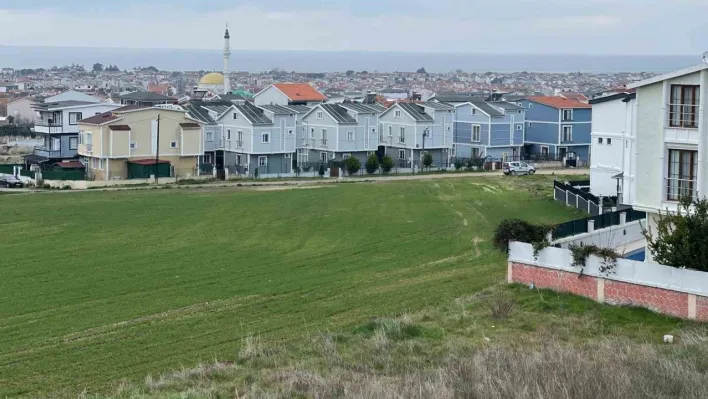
[508,242,708,320]
[42,177,178,189]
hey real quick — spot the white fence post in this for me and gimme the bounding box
[620,212,627,225]
[588,219,595,233]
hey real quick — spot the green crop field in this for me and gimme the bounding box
[0,176,580,397]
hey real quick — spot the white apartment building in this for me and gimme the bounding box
[589,91,637,205]
[626,64,708,262]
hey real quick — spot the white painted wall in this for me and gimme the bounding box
[59,104,121,134]
[590,98,627,197]
[253,86,289,106]
[509,241,708,297]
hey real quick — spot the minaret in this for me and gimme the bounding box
[223,24,231,95]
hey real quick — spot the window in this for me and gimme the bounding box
[562,126,573,142]
[204,154,213,164]
[227,129,231,140]
[398,149,406,160]
[562,109,573,121]
[343,153,351,159]
[206,131,213,142]
[170,141,178,149]
[607,138,612,145]
[516,125,522,131]
[262,133,270,143]
[528,122,533,128]
[237,131,244,147]
[130,141,137,150]
[388,125,393,136]
[316,111,324,120]
[669,85,700,128]
[399,127,405,144]
[258,156,268,166]
[86,132,93,151]
[78,133,84,145]
[394,110,401,118]
[236,154,243,165]
[320,152,328,162]
[541,146,549,156]
[310,128,315,138]
[559,147,567,159]
[598,137,603,144]
[472,125,481,142]
[98,158,104,170]
[472,147,480,158]
[284,153,291,159]
[68,112,83,125]
[347,131,354,141]
[321,129,327,146]
[69,137,78,150]
[472,108,476,115]
[667,149,697,201]
[233,112,239,120]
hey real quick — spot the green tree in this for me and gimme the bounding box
[346,70,355,76]
[92,63,104,72]
[365,154,379,174]
[422,153,433,169]
[644,198,708,271]
[318,163,326,177]
[454,159,464,171]
[381,155,394,174]
[345,156,361,175]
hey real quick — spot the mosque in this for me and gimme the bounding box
[195,26,232,97]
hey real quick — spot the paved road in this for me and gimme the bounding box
[0,168,589,195]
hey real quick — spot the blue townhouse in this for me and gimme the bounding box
[451,101,525,160]
[517,96,592,160]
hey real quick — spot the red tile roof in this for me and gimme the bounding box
[56,161,85,169]
[128,159,171,165]
[559,92,589,103]
[527,96,592,109]
[273,83,327,102]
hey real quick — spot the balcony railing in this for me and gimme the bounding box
[399,137,406,144]
[669,104,700,129]
[666,177,698,202]
[320,139,328,147]
[34,148,62,158]
[35,120,62,127]
[235,140,243,148]
[34,123,64,134]
[85,144,93,152]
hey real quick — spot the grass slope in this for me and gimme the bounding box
[1,176,578,396]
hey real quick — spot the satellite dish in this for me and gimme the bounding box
[703,51,708,64]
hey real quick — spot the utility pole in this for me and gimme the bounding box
[155,114,160,184]
[421,128,429,172]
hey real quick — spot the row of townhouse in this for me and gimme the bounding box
[588,62,708,263]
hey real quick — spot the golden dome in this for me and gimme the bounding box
[199,72,225,85]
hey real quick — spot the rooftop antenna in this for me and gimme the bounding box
[703,51,708,64]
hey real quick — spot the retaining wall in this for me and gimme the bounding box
[508,242,708,320]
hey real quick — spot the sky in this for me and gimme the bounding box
[1,0,707,55]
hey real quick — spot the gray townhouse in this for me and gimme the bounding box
[258,104,311,167]
[299,103,382,165]
[378,102,454,167]
[186,100,296,177]
[453,101,525,160]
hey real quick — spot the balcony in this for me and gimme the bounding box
[666,178,698,202]
[320,139,328,147]
[235,140,243,148]
[34,148,63,158]
[34,122,64,134]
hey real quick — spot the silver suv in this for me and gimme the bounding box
[503,161,536,176]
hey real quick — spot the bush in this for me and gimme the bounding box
[345,157,361,175]
[61,185,72,190]
[492,219,553,253]
[318,164,326,177]
[365,155,379,174]
[482,287,515,319]
[454,159,464,171]
[422,153,433,168]
[381,156,394,174]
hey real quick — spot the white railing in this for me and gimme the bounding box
[668,103,700,128]
[666,177,698,201]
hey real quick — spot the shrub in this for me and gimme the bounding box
[318,164,326,177]
[492,219,553,253]
[569,244,619,275]
[422,153,433,168]
[365,155,379,174]
[61,185,72,190]
[381,156,394,174]
[345,157,361,175]
[454,159,464,171]
[482,287,515,319]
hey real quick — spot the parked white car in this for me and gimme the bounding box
[502,161,536,176]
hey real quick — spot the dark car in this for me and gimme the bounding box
[0,175,24,188]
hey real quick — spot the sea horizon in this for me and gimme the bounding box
[0,45,699,74]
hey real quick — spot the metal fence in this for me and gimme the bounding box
[552,208,647,240]
[553,180,614,215]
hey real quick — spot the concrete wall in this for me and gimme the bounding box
[551,219,646,255]
[525,121,558,145]
[508,241,708,320]
[634,81,666,212]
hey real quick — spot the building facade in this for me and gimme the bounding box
[518,96,592,160]
[453,101,525,160]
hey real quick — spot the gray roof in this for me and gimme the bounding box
[259,104,298,115]
[285,104,311,114]
[234,102,272,125]
[203,104,232,116]
[183,100,234,124]
[469,101,504,117]
[432,94,486,103]
[119,92,175,102]
[366,103,386,113]
[32,100,95,111]
[489,101,523,111]
[321,104,357,124]
[338,102,382,114]
[422,101,455,111]
[397,103,433,122]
